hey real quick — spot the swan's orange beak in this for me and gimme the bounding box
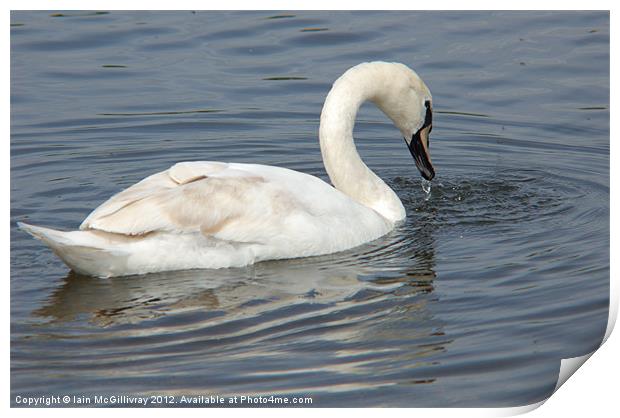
[407,123,434,181]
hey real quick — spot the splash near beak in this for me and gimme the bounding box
[407,124,435,180]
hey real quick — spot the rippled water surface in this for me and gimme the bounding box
[11,11,609,407]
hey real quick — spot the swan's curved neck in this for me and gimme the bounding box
[319,67,405,222]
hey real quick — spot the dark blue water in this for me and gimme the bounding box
[11,11,609,407]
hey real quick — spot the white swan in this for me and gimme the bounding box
[19,61,435,278]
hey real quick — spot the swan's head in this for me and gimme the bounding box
[367,62,435,181]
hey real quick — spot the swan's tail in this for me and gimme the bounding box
[17,222,127,278]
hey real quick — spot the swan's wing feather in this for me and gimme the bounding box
[80,162,236,231]
[79,170,176,230]
[80,162,302,240]
[168,161,228,184]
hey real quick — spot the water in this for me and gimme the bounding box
[10,11,609,407]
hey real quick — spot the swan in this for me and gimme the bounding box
[19,61,435,278]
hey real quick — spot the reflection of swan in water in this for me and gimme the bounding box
[34,266,362,326]
[19,61,435,277]
[34,262,434,328]
[34,228,437,328]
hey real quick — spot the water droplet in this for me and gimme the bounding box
[421,179,432,200]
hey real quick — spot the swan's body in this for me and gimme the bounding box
[20,62,435,278]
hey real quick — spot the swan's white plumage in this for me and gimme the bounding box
[20,162,391,277]
[20,61,433,277]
